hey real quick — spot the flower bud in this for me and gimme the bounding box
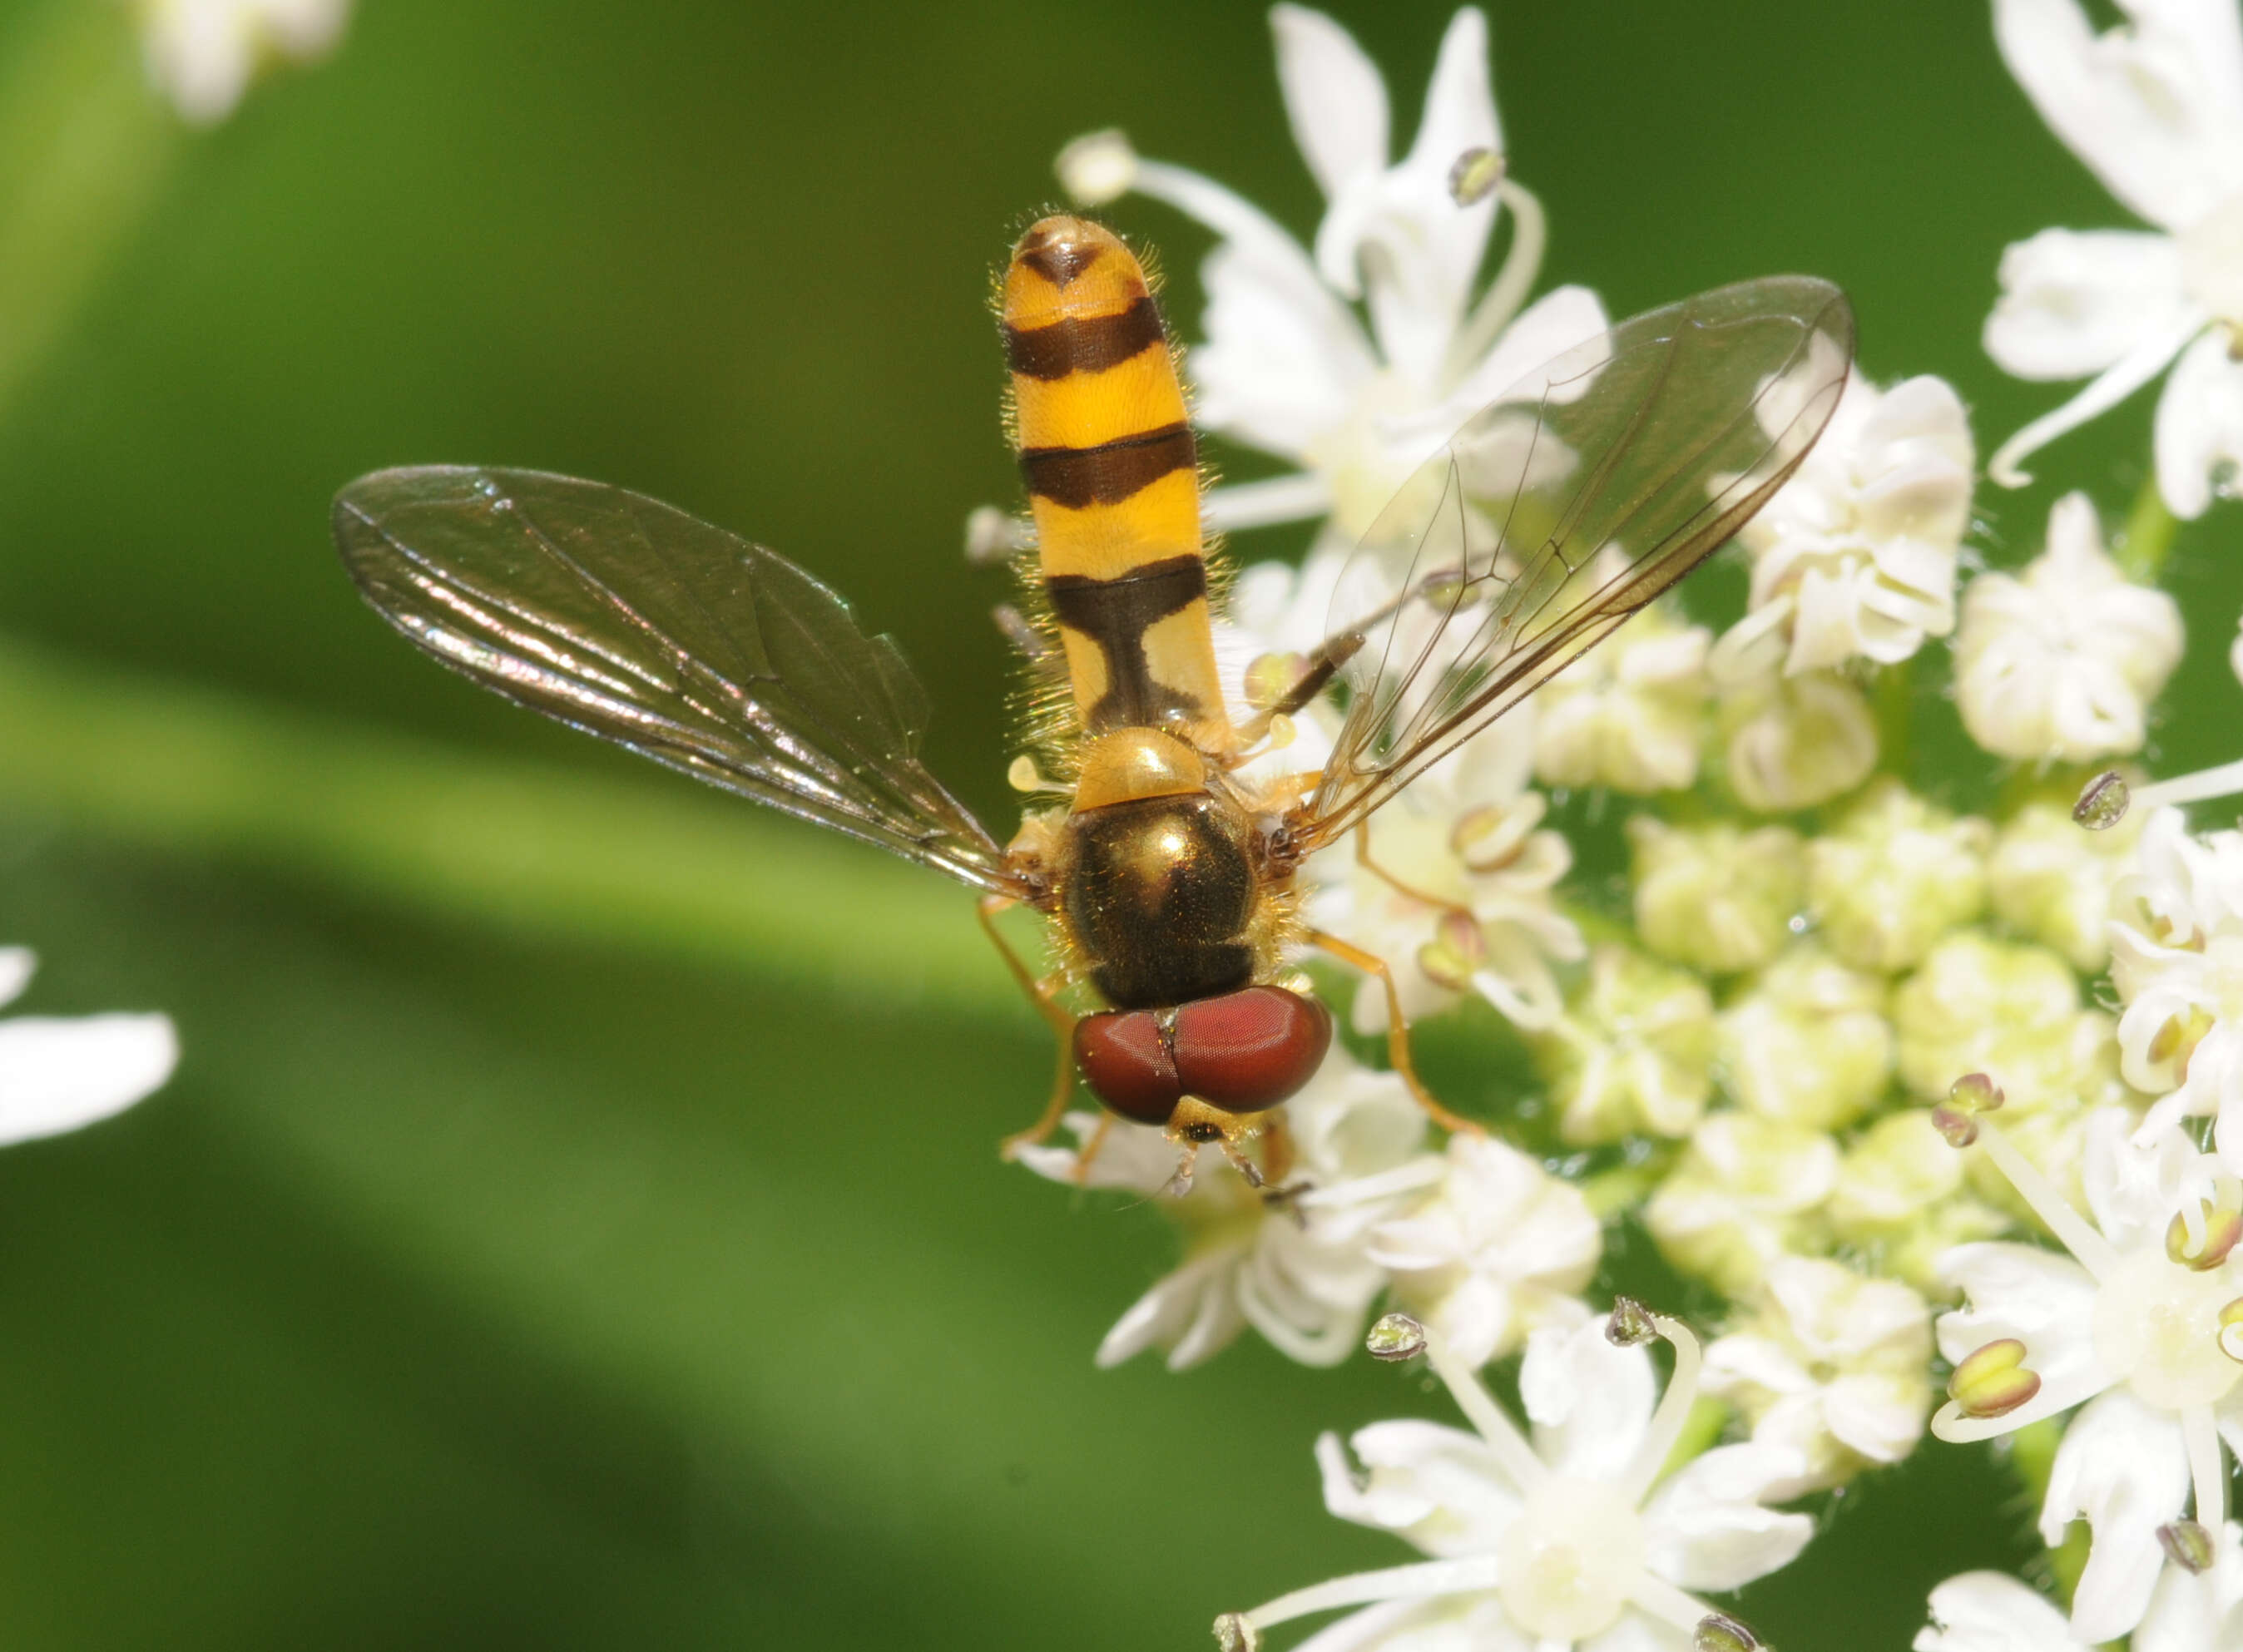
[1630,818,1805,975]
[1954,492,2182,763]
[1717,943,1892,1130]
[1807,781,1988,972]
[1948,1338,2039,1418]
[1533,605,1711,794]
[1721,670,1879,813]
[1988,799,2144,972]
[1893,934,2101,1105]
[1532,944,1716,1145]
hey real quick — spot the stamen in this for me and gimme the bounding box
[2161,1517,2217,1575]
[1443,177,1547,393]
[2136,758,2243,813]
[1625,1574,1720,1637]
[1230,1555,1507,1635]
[1988,320,2201,487]
[1972,1116,2122,1281]
[1295,1158,1448,1210]
[1055,128,1138,206]
[2074,769,2132,828]
[1947,1338,2041,1419]
[1692,1609,1765,1652]
[2185,1402,2229,1528]
[1448,147,1504,206]
[1403,1318,1550,1493]
[1618,1306,1705,1504]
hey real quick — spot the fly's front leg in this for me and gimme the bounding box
[978,894,1080,1160]
[1305,926,1485,1138]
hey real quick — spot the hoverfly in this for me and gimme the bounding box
[333,215,1852,1186]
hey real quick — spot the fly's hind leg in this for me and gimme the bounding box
[978,894,1080,1161]
[1305,927,1485,1138]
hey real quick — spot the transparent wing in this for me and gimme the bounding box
[333,465,1021,894]
[1298,275,1854,848]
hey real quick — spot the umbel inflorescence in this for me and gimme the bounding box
[994,3,2243,1647]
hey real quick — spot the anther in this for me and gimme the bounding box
[1695,1611,1761,1652]
[1366,1312,1428,1363]
[1448,146,1505,206]
[1211,1612,1261,1652]
[1948,1338,2040,1418]
[1416,912,1487,989]
[2219,1298,2243,1363]
[1934,1073,2004,1147]
[2159,1518,2216,1574]
[1607,1296,1656,1348]
[2073,769,2131,830]
[1452,802,1532,872]
[2168,1182,2243,1271]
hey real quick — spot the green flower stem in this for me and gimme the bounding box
[2007,1417,2091,1606]
[0,0,180,419]
[2117,471,2181,583]
[0,637,1018,1016]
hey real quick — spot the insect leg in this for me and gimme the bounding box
[978,894,1080,1159]
[1304,926,1485,1137]
[1354,819,1473,920]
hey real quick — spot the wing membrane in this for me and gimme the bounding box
[1299,276,1854,847]
[333,465,1019,893]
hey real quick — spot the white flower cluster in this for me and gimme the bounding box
[995,4,2243,1647]
[136,0,351,125]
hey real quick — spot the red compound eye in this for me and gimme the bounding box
[1172,987,1331,1113]
[1073,1010,1181,1125]
[1074,987,1334,1125]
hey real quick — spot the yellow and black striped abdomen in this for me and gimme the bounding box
[1003,215,1230,751]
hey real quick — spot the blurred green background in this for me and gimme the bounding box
[0,0,2231,1646]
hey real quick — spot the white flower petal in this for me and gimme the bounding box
[0,1012,176,1145]
[2043,1387,2191,1643]
[1995,0,2243,230]
[1519,1316,1654,1481]
[1273,5,1391,202]
[1915,1570,2082,1652]
[1986,228,2193,378]
[2156,323,2243,517]
[1320,1419,1524,1556]
[1092,1246,1244,1370]
[0,947,35,1010]
[1639,1441,1815,1591]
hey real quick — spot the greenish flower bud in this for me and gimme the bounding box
[1717,942,1893,1130]
[1532,944,1717,1145]
[1893,932,2108,1105]
[1721,670,1878,814]
[1806,780,1989,972]
[1630,818,1806,974]
[1533,606,1712,795]
[1645,1113,1838,1297]
[1988,799,2146,972]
